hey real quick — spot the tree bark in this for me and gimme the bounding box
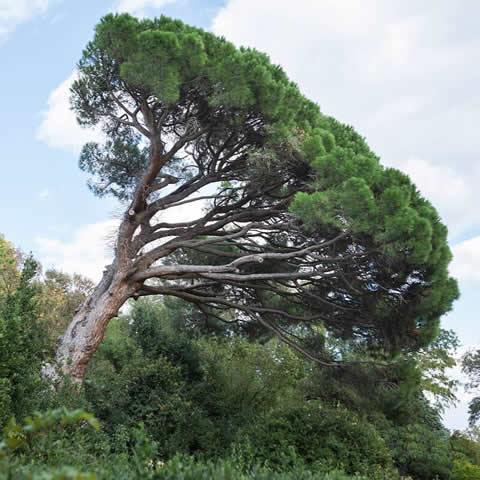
[51,259,136,383]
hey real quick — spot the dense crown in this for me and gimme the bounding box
[71,13,458,363]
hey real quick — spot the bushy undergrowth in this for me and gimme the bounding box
[1,284,479,479]
[0,258,49,429]
[0,409,375,479]
[232,403,395,477]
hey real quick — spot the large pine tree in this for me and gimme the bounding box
[51,13,458,382]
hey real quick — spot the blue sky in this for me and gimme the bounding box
[1,0,479,430]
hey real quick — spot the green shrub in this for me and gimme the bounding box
[450,431,480,466]
[386,423,453,479]
[149,456,370,479]
[452,458,480,480]
[0,257,49,428]
[0,411,374,480]
[231,402,394,477]
[85,306,304,460]
[0,408,100,479]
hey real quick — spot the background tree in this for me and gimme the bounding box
[0,255,47,428]
[36,269,94,358]
[462,349,480,425]
[52,13,458,382]
[0,234,22,299]
[414,328,459,411]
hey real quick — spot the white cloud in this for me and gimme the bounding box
[36,72,103,154]
[35,219,119,282]
[39,188,50,200]
[399,157,480,238]
[212,2,480,431]
[451,237,480,284]
[152,195,206,225]
[114,0,177,15]
[212,0,480,239]
[0,0,52,40]
[33,198,206,282]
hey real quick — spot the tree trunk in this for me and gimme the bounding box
[51,260,136,383]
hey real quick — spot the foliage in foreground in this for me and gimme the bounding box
[0,409,376,480]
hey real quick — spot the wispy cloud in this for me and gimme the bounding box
[36,71,103,154]
[451,237,480,284]
[0,0,53,40]
[34,199,205,282]
[35,219,119,282]
[212,0,480,241]
[400,157,480,239]
[39,188,50,200]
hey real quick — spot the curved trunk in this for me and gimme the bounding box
[52,261,136,383]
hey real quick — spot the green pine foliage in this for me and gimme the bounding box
[290,117,459,352]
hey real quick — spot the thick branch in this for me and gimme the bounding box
[132,235,347,282]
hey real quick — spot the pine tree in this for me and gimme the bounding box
[52,13,458,381]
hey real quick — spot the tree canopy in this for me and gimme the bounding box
[462,349,480,425]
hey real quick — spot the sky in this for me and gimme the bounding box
[0,0,479,430]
